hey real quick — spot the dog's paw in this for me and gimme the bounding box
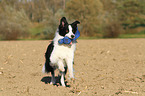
[50,82,53,85]
[61,83,66,87]
[50,81,55,85]
[69,75,75,79]
[59,65,65,72]
[60,68,65,72]
[50,79,56,85]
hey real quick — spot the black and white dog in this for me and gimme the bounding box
[42,17,80,87]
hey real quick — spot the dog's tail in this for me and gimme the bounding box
[42,63,46,73]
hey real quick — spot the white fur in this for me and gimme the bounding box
[43,27,76,87]
[52,29,76,78]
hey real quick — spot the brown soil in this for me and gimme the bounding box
[0,39,145,96]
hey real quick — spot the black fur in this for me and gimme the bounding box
[59,17,69,36]
[45,41,54,73]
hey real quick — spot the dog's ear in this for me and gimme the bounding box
[71,21,80,30]
[72,21,80,26]
[59,17,68,28]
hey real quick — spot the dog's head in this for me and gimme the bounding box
[59,17,80,39]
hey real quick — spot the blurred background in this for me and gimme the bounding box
[0,0,145,40]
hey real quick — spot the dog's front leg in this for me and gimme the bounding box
[58,60,66,87]
[58,60,65,72]
[66,59,74,79]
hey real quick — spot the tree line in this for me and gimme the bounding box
[0,0,145,40]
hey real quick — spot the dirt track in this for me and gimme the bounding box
[0,39,145,96]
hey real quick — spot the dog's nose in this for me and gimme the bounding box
[71,35,75,39]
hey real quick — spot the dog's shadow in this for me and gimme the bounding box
[41,76,70,87]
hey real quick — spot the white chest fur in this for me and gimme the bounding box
[50,30,76,65]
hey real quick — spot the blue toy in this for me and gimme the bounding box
[58,28,80,44]
[73,28,80,41]
[58,36,72,44]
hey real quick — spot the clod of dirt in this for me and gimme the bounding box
[142,75,145,79]
[101,86,104,89]
[115,91,122,95]
[0,71,3,75]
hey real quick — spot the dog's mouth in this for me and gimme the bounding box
[65,35,75,39]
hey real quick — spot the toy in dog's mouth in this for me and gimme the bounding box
[58,28,80,45]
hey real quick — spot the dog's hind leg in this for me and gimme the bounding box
[50,70,55,85]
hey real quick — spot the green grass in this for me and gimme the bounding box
[119,34,145,38]
[119,30,145,38]
[79,30,145,39]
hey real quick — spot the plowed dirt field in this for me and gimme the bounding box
[0,39,145,96]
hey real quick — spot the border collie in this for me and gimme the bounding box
[42,17,80,87]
